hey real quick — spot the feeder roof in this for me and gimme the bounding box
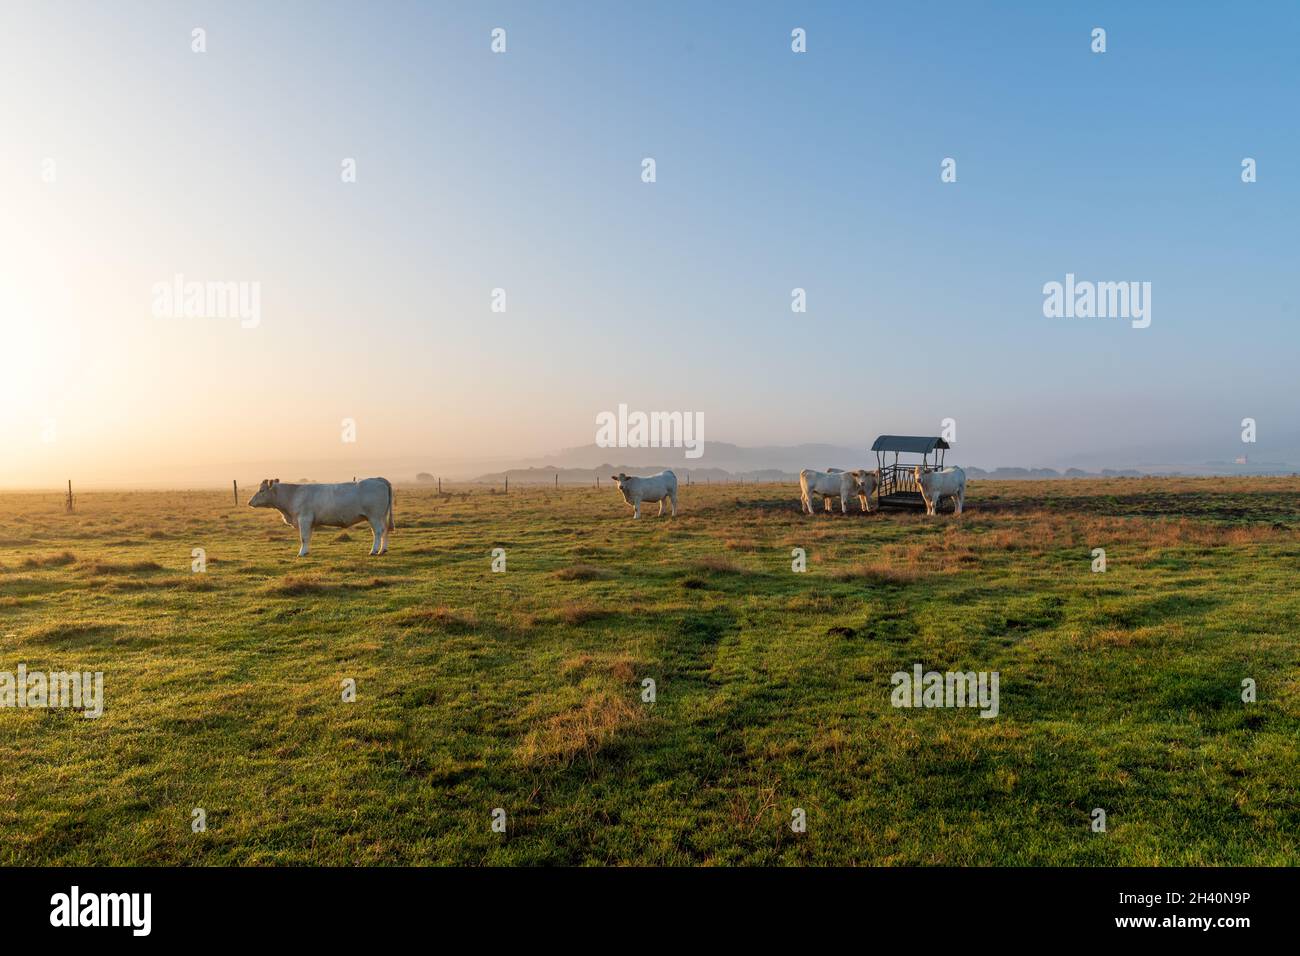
[870,435,950,454]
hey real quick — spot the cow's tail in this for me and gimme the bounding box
[382,478,395,531]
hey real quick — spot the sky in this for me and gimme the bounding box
[2,1,1297,486]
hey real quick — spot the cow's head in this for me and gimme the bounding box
[853,468,879,492]
[912,466,931,490]
[248,478,281,508]
[609,473,634,503]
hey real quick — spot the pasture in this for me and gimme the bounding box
[1,477,1297,865]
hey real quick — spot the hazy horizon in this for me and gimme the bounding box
[4,2,1296,488]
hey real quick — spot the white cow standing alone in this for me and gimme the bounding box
[913,466,966,516]
[800,468,866,515]
[610,471,678,519]
[249,477,395,556]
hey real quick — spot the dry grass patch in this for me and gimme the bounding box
[78,559,165,575]
[21,551,77,569]
[553,563,614,581]
[262,574,338,596]
[689,556,745,574]
[552,600,615,626]
[516,691,644,767]
[22,622,119,646]
[389,606,479,632]
[560,653,639,683]
[830,562,922,585]
[1078,626,1162,650]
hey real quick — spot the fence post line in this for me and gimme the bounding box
[233,479,238,506]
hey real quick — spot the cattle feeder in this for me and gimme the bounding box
[871,435,949,509]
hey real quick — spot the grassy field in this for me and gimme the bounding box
[1,476,1297,865]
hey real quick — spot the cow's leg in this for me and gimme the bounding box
[632,500,641,519]
[800,490,811,515]
[297,515,314,557]
[955,490,964,516]
[839,491,850,514]
[670,490,677,516]
[657,498,665,517]
[368,516,384,555]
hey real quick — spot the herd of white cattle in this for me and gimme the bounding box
[798,466,966,517]
[606,465,967,523]
[248,465,966,555]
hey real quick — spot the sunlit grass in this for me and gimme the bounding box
[0,476,1297,864]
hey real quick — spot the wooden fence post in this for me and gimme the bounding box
[233,479,238,506]
[65,480,74,514]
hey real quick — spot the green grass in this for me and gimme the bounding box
[1,476,1297,865]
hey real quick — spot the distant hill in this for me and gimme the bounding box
[468,462,1217,485]
[461,442,1297,484]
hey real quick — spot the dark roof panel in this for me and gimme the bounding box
[871,435,950,454]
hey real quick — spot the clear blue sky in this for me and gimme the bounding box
[2,1,1296,483]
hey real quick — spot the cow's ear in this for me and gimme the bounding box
[272,478,279,485]
[258,479,269,490]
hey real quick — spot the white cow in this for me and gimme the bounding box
[821,469,850,511]
[610,471,678,519]
[800,468,864,515]
[913,466,966,516]
[854,468,882,513]
[249,477,395,556]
